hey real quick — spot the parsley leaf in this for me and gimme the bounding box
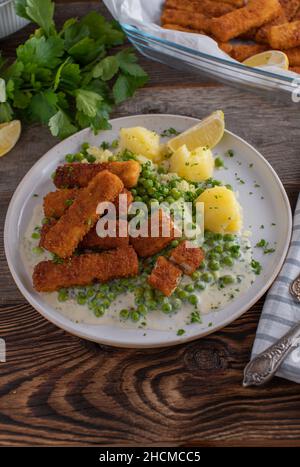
[92,56,119,81]
[24,0,55,36]
[49,110,77,139]
[17,36,64,71]
[0,102,13,122]
[28,90,58,123]
[117,48,148,77]
[75,89,103,118]
[113,73,148,104]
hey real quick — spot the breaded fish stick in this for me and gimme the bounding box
[268,20,300,48]
[210,0,282,42]
[130,210,179,258]
[42,170,123,258]
[162,23,205,33]
[161,8,212,33]
[33,246,139,292]
[80,220,129,250]
[229,43,268,61]
[53,161,141,189]
[215,0,244,6]
[40,219,129,251]
[285,46,300,65]
[165,0,234,17]
[255,7,287,44]
[44,188,133,219]
[280,0,300,20]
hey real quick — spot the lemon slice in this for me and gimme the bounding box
[243,51,289,70]
[0,120,21,157]
[167,110,224,152]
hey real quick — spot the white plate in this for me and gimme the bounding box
[4,114,292,348]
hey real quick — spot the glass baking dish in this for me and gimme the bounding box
[122,24,300,102]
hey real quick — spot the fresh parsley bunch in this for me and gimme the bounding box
[0,0,148,138]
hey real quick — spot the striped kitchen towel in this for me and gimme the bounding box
[251,194,300,384]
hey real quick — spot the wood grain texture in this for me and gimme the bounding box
[0,1,300,447]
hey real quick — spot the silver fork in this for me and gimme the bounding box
[243,273,300,387]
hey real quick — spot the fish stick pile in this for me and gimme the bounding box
[161,0,300,72]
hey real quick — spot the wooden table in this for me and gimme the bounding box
[0,1,300,447]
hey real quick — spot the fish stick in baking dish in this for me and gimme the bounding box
[43,188,133,219]
[165,0,235,17]
[210,0,282,42]
[285,46,300,65]
[53,161,141,189]
[228,43,268,61]
[33,246,139,292]
[280,0,300,20]
[161,8,212,33]
[255,8,287,44]
[42,170,123,259]
[215,0,245,6]
[268,20,300,48]
[162,23,206,33]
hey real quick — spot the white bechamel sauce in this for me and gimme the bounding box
[21,204,256,331]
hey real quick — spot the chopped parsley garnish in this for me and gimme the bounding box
[190,311,202,324]
[177,329,185,336]
[251,259,262,275]
[225,149,234,157]
[52,254,64,264]
[256,239,276,254]
[215,157,224,168]
[160,127,180,137]
[100,141,110,150]
[65,199,74,207]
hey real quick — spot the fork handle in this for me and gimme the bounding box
[243,323,300,387]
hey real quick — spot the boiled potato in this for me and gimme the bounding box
[169,145,214,181]
[196,186,242,233]
[184,146,214,182]
[119,127,161,162]
[169,144,190,177]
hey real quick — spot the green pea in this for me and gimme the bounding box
[213,233,223,241]
[195,281,206,290]
[77,295,87,305]
[94,306,105,317]
[199,260,206,270]
[221,255,234,267]
[207,251,220,260]
[191,271,201,280]
[201,272,213,283]
[213,245,223,254]
[177,289,188,300]
[170,240,179,248]
[224,242,235,251]
[143,179,153,189]
[171,188,181,200]
[208,260,220,271]
[81,142,89,151]
[31,232,40,239]
[58,289,68,302]
[224,233,235,241]
[220,275,235,285]
[147,300,158,310]
[185,284,194,292]
[162,302,173,313]
[188,294,198,305]
[120,309,129,319]
[134,196,143,202]
[32,246,44,255]
[130,310,140,322]
[138,304,148,315]
[166,196,175,204]
[172,298,182,309]
[131,188,137,196]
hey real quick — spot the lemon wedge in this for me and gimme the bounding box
[167,110,224,152]
[243,51,289,70]
[0,120,21,157]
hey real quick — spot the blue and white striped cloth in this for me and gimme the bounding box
[252,195,300,384]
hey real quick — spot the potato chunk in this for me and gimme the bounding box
[119,127,161,162]
[196,186,242,233]
[169,144,214,181]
